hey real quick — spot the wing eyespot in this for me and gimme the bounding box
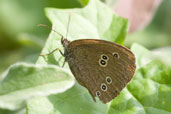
[106,77,112,84]
[113,52,119,59]
[96,91,101,97]
[99,59,107,67]
[101,83,108,91]
[101,54,109,61]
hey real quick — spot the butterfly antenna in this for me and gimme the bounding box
[66,13,71,38]
[37,24,63,37]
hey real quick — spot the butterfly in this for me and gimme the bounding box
[39,15,136,103]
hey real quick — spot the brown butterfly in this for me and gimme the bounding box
[39,15,136,103]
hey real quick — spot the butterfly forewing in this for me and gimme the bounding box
[66,39,136,103]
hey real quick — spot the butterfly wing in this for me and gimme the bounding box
[66,39,136,103]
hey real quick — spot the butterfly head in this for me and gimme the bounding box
[61,36,70,49]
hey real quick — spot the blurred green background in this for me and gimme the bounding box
[0,0,171,74]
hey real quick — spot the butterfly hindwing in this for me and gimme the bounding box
[66,39,136,103]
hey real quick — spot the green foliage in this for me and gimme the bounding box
[0,63,74,110]
[125,29,171,49]
[79,0,89,6]
[37,0,128,66]
[31,0,128,113]
[26,41,171,114]
[0,0,83,74]
[108,44,171,114]
[0,0,171,114]
[26,84,108,114]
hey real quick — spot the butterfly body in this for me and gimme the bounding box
[62,38,136,103]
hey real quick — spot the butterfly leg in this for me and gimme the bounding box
[40,48,64,56]
[62,59,66,67]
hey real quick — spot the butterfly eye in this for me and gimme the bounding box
[101,54,109,61]
[106,77,112,84]
[101,83,107,91]
[96,91,101,97]
[113,52,119,58]
[99,59,107,67]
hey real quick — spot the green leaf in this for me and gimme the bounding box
[26,0,171,113]
[26,96,60,114]
[131,43,152,68]
[27,59,171,114]
[27,0,128,113]
[107,45,171,114]
[125,29,171,49]
[78,0,89,6]
[37,0,128,64]
[0,63,74,110]
[0,0,82,40]
[0,108,25,114]
[16,33,44,48]
[101,0,118,7]
[152,47,171,67]
[26,83,107,114]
